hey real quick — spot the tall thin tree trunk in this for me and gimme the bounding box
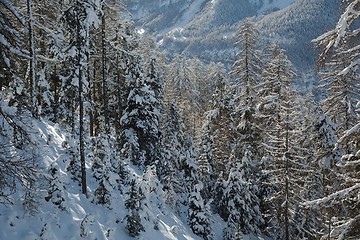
[27,0,36,115]
[89,65,94,137]
[284,99,290,240]
[101,9,109,133]
[76,10,87,197]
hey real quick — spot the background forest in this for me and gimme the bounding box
[0,0,359,239]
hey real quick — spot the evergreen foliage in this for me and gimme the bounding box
[45,163,66,211]
[0,1,359,239]
[188,182,214,240]
[125,179,145,237]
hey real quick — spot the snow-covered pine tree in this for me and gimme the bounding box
[106,20,139,138]
[188,182,214,240]
[91,135,115,208]
[125,179,145,237]
[201,71,233,181]
[222,150,263,239]
[159,101,198,210]
[30,0,66,119]
[87,1,127,136]
[197,132,213,201]
[45,163,66,211]
[119,37,162,168]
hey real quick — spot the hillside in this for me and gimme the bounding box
[1,1,359,240]
[0,117,206,240]
[126,0,340,76]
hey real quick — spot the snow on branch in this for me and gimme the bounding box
[302,183,360,208]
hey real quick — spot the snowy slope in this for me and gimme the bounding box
[126,0,339,76]
[0,119,205,240]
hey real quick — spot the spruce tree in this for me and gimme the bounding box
[125,179,145,237]
[188,182,214,240]
[91,135,114,208]
[159,102,198,209]
[222,151,263,239]
[45,163,66,211]
[119,42,162,167]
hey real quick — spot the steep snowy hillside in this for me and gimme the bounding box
[124,0,207,32]
[126,0,340,77]
[258,0,340,69]
[0,118,206,240]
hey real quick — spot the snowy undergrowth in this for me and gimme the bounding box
[0,118,206,240]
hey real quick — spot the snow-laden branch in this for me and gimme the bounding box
[302,183,360,208]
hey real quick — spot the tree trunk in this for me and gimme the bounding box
[76,8,87,197]
[27,0,37,115]
[101,9,109,133]
[284,99,290,240]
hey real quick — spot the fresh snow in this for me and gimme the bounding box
[0,119,203,240]
[0,118,269,239]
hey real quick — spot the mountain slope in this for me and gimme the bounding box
[126,0,340,75]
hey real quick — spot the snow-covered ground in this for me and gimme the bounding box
[0,119,206,240]
[0,114,271,240]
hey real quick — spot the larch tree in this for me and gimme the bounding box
[306,2,360,237]
[164,55,200,133]
[259,43,309,239]
[314,0,360,139]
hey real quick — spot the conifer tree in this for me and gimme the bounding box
[222,151,263,239]
[307,1,360,238]
[314,0,360,137]
[201,72,233,181]
[229,17,264,191]
[45,163,66,211]
[125,179,145,237]
[259,43,309,239]
[159,102,198,209]
[91,135,114,208]
[188,182,214,240]
[230,18,262,112]
[119,52,161,167]
[164,55,200,132]
[0,0,28,107]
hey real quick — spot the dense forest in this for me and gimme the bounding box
[0,0,359,239]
